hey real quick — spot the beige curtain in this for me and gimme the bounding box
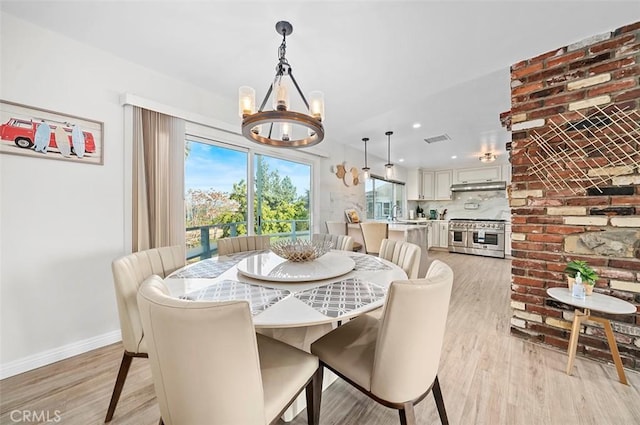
[132,107,185,252]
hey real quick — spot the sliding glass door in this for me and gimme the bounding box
[254,154,311,241]
[185,140,249,260]
[184,137,313,260]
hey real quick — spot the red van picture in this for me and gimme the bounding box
[0,118,96,154]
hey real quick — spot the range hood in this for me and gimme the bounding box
[450,181,507,192]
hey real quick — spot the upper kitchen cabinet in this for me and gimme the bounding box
[501,163,512,184]
[422,171,434,200]
[454,165,502,184]
[434,170,452,200]
[407,169,435,200]
[407,169,422,200]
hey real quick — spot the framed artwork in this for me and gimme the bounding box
[0,100,104,165]
[344,208,360,224]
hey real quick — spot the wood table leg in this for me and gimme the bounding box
[566,309,586,375]
[589,316,628,385]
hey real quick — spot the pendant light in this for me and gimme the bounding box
[362,137,370,180]
[239,21,324,148]
[385,131,394,179]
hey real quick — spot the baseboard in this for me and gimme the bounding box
[0,330,122,380]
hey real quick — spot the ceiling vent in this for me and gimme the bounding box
[424,134,451,144]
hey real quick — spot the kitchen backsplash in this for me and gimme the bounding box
[408,190,510,221]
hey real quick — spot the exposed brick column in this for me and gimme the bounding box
[507,21,640,370]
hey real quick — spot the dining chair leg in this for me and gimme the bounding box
[432,376,449,425]
[306,367,324,425]
[104,352,134,422]
[398,402,416,425]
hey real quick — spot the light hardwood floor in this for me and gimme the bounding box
[1,252,639,424]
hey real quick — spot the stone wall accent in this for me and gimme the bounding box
[507,21,640,371]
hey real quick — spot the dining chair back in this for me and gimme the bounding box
[105,245,185,422]
[137,275,321,425]
[378,239,422,279]
[359,222,389,255]
[325,221,363,252]
[312,233,354,251]
[425,258,452,279]
[217,235,271,256]
[325,221,347,235]
[311,260,454,425]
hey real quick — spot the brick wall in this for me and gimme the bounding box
[505,21,640,370]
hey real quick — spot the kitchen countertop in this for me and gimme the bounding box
[348,221,432,230]
[388,223,429,230]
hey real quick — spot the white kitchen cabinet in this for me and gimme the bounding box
[438,221,449,247]
[454,165,501,184]
[429,221,439,249]
[427,220,449,249]
[422,171,435,200]
[505,223,512,256]
[407,169,435,200]
[427,222,434,248]
[407,169,422,200]
[502,164,512,185]
[434,170,452,200]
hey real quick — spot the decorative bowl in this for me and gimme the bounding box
[270,239,332,262]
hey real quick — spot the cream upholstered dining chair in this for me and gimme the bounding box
[359,222,389,255]
[379,239,422,279]
[311,260,454,425]
[217,234,271,256]
[105,245,185,422]
[312,233,354,251]
[137,275,321,425]
[325,221,347,235]
[325,221,363,252]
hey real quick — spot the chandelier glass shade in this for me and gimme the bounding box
[479,152,497,163]
[362,137,370,180]
[385,131,394,179]
[239,21,324,148]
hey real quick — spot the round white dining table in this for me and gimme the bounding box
[165,249,408,328]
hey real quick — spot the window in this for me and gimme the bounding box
[184,136,314,261]
[365,176,405,220]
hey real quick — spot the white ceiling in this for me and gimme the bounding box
[2,1,638,169]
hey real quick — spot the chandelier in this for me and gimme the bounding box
[385,131,394,179]
[239,21,325,148]
[479,152,497,163]
[361,137,370,180]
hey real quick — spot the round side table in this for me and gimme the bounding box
[547,287,636,385]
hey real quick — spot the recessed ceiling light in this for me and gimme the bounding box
[412,123,421,129]
[398,158,405,163]
[451,155,457,159]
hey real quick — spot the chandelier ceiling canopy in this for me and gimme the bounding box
[239,21,324,148]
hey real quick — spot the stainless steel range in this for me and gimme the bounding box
[448,219,506,259]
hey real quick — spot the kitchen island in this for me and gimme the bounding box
[347,222,429,277]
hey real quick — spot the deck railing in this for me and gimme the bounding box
[186,219,311,261]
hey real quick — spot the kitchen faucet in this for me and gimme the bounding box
[391,204,401,221]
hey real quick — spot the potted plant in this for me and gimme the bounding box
[564,260,599,295]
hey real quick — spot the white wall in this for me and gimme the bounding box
[0,12,234,376]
